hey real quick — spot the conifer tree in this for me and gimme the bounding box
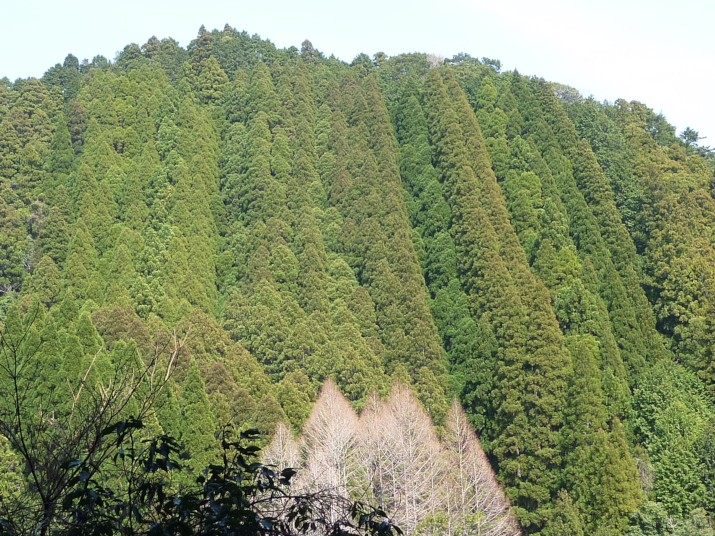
[39,207,70,266]
[63,218,102,302]
[0,433,23,506]
[276,371,315,431]
[0,195,28,293]
[253,393,288,435]
[631,361,714,517]
[573,421,642,534]
[4,30,715,536]
[530,77,665,373]
[181,359,218,473]
[542,491,584,536]
[27,255,59,306]
[421,67,570,531]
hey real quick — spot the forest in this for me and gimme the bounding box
[1,24,714,535]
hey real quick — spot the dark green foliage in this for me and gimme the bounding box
[1,24,714,536]
[219,59,444,418]
[415,67,573,531]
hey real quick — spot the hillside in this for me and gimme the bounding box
[1,25,714,535]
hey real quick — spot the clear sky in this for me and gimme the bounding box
[3,0,714,144]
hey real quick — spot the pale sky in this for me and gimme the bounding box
[2,0,714,144]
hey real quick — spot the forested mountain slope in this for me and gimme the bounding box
[1,25,714,536]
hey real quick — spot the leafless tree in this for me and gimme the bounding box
[442,400,520,536]
[263,421,301,474]
[552,83,582,104]
[426,54,445,69]
[354,391,390,505]
[299,378,360,524]
[355,384,444,535]
[265,383,518,536]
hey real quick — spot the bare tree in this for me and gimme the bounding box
[442,400,520,536]
[552,83,582,104]
[263,421,301,474]
[299,378,360,524]
[269,383,518,536]
[355,384,444,535]
[426,54,445,69]
[354,391,390,506]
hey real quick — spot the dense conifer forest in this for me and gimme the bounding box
[1,25,714,535]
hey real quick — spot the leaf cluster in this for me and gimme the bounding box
[1,423,400,536]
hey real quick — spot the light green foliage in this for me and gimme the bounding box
[571,421,642,534]
[0,194,28,292]
[628,502,715,536]
[542,491,585,536]
[45,114,75,184]
[181,359,218,472]
[632,362,715,516]
[39,206,70,266]
[1,27,713,536]
[0,434,23,504]
[27,255,59,306]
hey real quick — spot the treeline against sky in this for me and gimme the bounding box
[1,24,715,536]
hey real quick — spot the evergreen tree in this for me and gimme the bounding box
[63,218,102,302]
[27,255,59,306]
[2,29,714,536]
[0,434,23,505]
[542,491,585,536]
[181,359,218,473]
[0,195,28,293]
[45,114,75,182]
[421,67,571,531]
[39,207,70,266]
